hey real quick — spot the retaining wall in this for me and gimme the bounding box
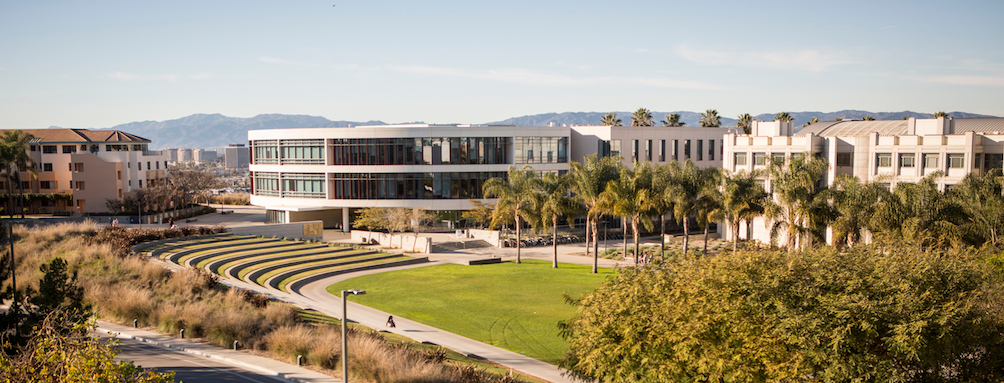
[230,221,324,241]
[350,230,431,253]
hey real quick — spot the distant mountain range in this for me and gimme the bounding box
[80,110,997,150]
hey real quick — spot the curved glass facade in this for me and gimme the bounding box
[331,172,505,199]
[330,137,510,165]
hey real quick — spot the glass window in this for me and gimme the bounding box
[697,140,703,161]
[610,140,621,158]
[948,153,965,168]
[735,153,747,166]
[42,163,52,172]
[877,153,892,167]
[684,140,691,159]
[923,153,939,168]
[709,140,715,161]
[42,145,57,153]
[753,152,766,165]
[836,152,853,167]
[984,153,1003,171]
[900,153,916,168]
[253,172,280,197]
[659,140,666,162]
[279,139,325,165]
[772,153,785,164]
[62,145,77,153]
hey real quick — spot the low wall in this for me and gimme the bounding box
[230,220,324,241]
[350,230,432,254]
[467,229,501,247]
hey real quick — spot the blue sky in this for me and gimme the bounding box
[1,0,1002,128]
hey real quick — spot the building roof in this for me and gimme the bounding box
[5,129,150,143]
[952,118,1004,134]
[796,120,909,137]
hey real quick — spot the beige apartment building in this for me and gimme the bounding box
[722,117,1004,245]
[2,129,169,214]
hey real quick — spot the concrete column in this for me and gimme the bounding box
[342,208,350,232]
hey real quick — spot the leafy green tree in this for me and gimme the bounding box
[630,108,654,127]
[1,312,175,383]
[764,154,833,249]
[461,200,495,229]
[735,113,752,134]
[600,113,622,126]
[829,174,890,248]
[484,166,540,263]
[662,113,686,127]
[569,155,621,273]
[934,111,949,118]
[950,169,1004,246]
[598,163,653,263]
[773,111,793,122]
[535,172,579,268]
[560,243,1004,382]
[720,170,768,252]
[698,109,721,128]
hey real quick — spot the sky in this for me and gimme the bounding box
[1,0,1003,129]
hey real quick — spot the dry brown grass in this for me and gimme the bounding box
[6,222,526,383]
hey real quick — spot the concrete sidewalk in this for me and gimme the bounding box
[97,320,339,383]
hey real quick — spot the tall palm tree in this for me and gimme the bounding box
[665,160,707,253]
[694,167,723,254]
[871,172,964,247]
[569,154,621,273]
[650,163,676,258]
[0,131,37,218]
[536,172,579,268]
[598,162,653,264]
[662,113,686,127]
[829,174,890,248]
[631,108,654,127]
[600,113,622,127]
[763,154,832,249]
[950,169,1004,247]
[802,117,820,127]
[736,113,753,134]
[934,111,949,118]
[720,170,769,251]
[483,165,540,264]
[774,112,793,122]
[699,109,721,128]
[862,116,875,121]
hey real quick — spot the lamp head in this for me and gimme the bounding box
[345,289,366,295]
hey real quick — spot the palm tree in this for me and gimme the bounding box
[631,108,654,127]
[736,113,753,134]
[536,172,579,268]
[0,131,37,218]
[569,154,621,273]
[694,167,723,254]
[934,111,949,118]
[802,117,820,127]
[650,163,676,258]
[950,169,1004,247]
[600,113,622,127]
[862,116,875,121]
[663,113,686,127]
[664,160,707,253]
[835,117,844,122]
[483,165,540,264]
[720,170,769,251]
[763,154,832,249]
[829,174,890,248]
[598,162,653,264]
[774,112,793,122]
[699,109,721,128]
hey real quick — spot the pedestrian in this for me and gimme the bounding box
[386,315,396,328]
[168,217,175,228]
[111,218,119,226]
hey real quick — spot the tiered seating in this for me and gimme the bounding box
[142,235,428,293]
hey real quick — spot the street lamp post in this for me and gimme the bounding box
[341,288,366,383]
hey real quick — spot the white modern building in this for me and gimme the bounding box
[722,117,1004,245]
[248,123,733,230]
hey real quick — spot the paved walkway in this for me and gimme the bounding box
[98,321,338,383]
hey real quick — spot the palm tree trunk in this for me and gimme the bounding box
[682,216,690,255]
[584,217,591,256]
[703,223,710,255]
[591,220,599,274]
[732,219,741,252]
[5,173,13,218]
[632,218,640,265]
[552,215,558,269]
[16,171,24,219]
[659,213,666,260]
[621,217,627,261]
[515,215,522,264]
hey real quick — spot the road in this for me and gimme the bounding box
[96,332,293,383]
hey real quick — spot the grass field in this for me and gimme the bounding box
[327,260,617,364]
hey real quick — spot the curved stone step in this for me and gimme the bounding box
[184,242,323,269]
[285,256,430,294]
[148,235,251,259]
[264,254,414,291]
[218,247,356,279]
[164,238,283,264]
[200,245,336,275]
[243,250,376,285]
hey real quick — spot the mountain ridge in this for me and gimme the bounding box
[80,110,998,149]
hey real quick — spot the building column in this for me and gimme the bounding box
[342,208,350,233]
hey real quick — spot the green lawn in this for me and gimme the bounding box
[327,260,616,364]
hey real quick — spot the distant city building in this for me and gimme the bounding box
[176,148,193,162]
[164,148,179,162]
[248,124,731,231]
[3,128,169,214]
[193,148,218,163]
[722,117,1004,245]
[225,144,249,169]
